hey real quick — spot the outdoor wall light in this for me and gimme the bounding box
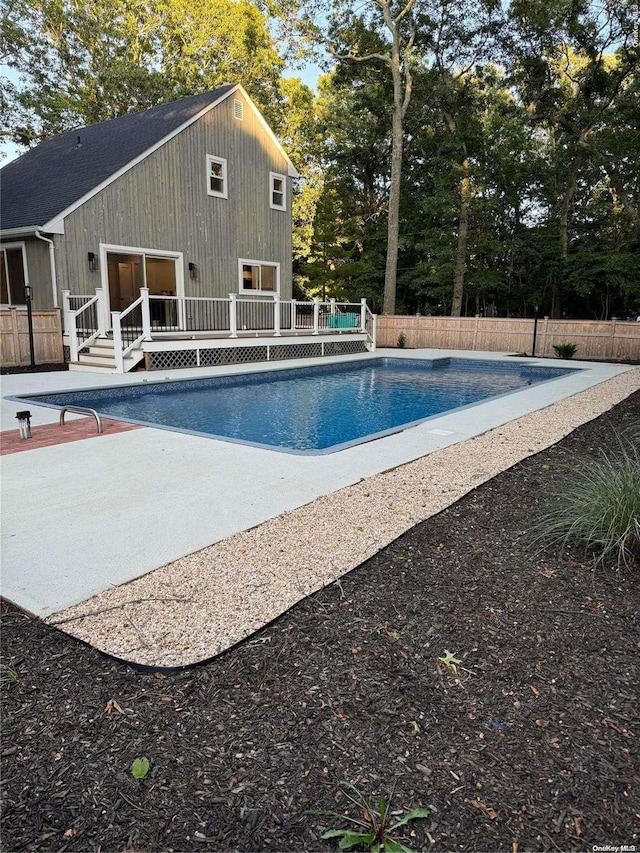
[16,410,32,439]
[88,251,99,272]
[188,262,198,280]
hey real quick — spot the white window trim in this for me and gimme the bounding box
[0,241,30,306]
[207,155,228,199]
[238,258,280,296]
[99,242,184,323]
[269,171,287,211]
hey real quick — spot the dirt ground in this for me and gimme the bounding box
[1,391,638,853]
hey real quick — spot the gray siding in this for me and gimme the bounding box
[54,91,293,305]
[1,238,53,310]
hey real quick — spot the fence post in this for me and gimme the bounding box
[273,295,281,336]
[411,312,420,348]
[370,314,377,351]
[330,297,337,315]
[542,316,549,356]
[472,314,480,351]
[609,318,617,360]
[61,290,72,333]
[111,312,124,373]
[291,298,297,331]
[312,297,320,335]
[229,293,238,338]
[140,287,152,340]
[360,298,367,332]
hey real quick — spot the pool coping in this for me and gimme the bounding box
[0,348,637,626]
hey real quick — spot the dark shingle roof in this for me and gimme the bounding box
[1,85,236,231]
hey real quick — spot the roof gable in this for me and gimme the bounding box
[1,85,298,232]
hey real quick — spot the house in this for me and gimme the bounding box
[1,84,375,372]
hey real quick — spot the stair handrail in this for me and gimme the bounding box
[63,289,106,361]
[111,288,151,373]
[59,406,103,433]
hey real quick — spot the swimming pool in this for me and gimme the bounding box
[17,357,577,454]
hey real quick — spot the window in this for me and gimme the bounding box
[270,172,286,211]
[234,99,244,120]
[1,245,28,305]
[239,259,279,294]
[207,155,228,198]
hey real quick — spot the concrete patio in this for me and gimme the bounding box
[1,349,636,625]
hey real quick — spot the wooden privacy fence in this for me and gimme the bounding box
[377,315,640,362]
[1,307,63,367]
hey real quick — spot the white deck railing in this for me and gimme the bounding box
[63,291,376,372]
[111,288,151,373]
[62,288,106,361]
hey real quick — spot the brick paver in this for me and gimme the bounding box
[0,417,141,455]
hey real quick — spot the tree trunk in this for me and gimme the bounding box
[330,0,414,316]
[559,173,577,261]
[554,171,577,319]
[451,157,470,317]
[382,27,406,316]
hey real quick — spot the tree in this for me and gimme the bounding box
[1,0,285,145]
[301,71,392,306]
[508,0,640,316]
[296,0,507,315]
[413,0,506,315]
[298,0,417,314]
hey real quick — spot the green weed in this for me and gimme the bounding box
[130,757,150,779]
[317,781,429,852]
[0,659,19,686]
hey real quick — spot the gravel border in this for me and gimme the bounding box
[47,368,640,667]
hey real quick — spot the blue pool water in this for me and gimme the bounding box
[20,357,576,453]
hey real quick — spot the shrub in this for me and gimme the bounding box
[533,428,640,569]
[553,342,578,359]
[397,332,407,349]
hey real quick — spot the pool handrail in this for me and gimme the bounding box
[59,406,104,434]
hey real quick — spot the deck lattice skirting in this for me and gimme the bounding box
[144,338,368,371]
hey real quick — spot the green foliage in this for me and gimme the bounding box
[302,2,640,320]
[553,343,578,359]
[533,429,640,569]
[396,332,406,349]
[130,757,150,779]
[0,659,19,686]
[4,0,639,320]
[317,781,429,853]
[2,0,285,142]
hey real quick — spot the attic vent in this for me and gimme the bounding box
[233,99,244,120]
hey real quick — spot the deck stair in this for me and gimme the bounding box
[68,336,144,374]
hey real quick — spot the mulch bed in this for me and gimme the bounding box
[1,363,68,375]
[2,392,638,853]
